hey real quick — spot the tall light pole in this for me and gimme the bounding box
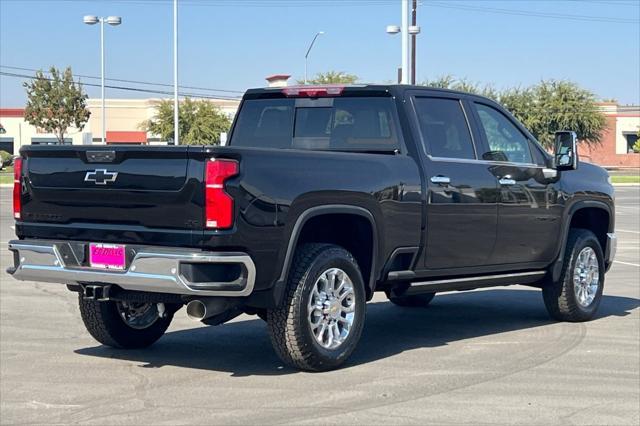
[173,0,179,145]
[83,15,122,144]
[304,31,324,85]
[386,1,420,85]
[401,0,409,85]
[411,0,417,85]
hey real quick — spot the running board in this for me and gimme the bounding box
[402,271,547,296]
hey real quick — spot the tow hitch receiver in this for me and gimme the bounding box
[83,285,112,301]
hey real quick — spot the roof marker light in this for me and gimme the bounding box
[282,85,345,98]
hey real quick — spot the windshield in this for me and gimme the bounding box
[230,97,400,152]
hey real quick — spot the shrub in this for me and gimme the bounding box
[0,150,12,167]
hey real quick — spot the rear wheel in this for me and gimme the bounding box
[267,244,366,371]
[387,292,435,308]
[78,296,174,348]
[543,229,605,322]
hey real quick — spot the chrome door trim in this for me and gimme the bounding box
[430,175,451,184]
[498,178,517,186]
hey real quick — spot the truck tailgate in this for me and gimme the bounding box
[17,146,204,246]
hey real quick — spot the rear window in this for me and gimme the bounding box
[231,97,399,152]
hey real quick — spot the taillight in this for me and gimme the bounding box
[13,157,22,219]
[205,158,238,229]
[282,85,344,98]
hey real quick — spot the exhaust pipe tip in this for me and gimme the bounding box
[186,300,207,321]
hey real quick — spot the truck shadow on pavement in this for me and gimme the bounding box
[75,289,639,377]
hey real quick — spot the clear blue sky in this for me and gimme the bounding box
[1,0,639,107]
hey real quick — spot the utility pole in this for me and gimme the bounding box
[173,0,179,145]
[401,0,409,84]
[411,0,417,85]
[100,18,105,143]
[387,0,416,85]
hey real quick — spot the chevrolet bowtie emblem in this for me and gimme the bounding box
[84,169,118,185]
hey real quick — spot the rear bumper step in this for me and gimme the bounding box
[7,240,255,297]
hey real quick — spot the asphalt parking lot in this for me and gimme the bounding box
[1,186,638,425]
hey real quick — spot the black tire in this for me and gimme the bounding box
[78,296,174,348]
[543,228,605,322]
[387,292,435,308]
[267,243,366,372]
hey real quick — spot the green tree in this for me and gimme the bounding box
[521,80,606,148]
[23,66,91,143]
[423,75,497,99]
[301,71,358,85]
[141,98,231,145]
[0,150,12,168]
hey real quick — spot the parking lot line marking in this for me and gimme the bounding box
[617,229,640,234]
[614,260,640,267]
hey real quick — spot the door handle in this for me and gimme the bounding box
[430,175,451,185]
[499,178,516,186]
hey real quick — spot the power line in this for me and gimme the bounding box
[0,65,244,95]
[429,1,639,24]
[3,0,637,24]
[0,71,242,100]
[6,0,639,6]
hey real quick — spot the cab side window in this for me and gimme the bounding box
[529,140,549,167]
[414,97,476,160]
[474,103,533,164]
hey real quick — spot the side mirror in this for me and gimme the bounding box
[219,132,228,146]
[554,130,578,171]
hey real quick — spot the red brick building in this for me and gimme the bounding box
[580,103,640,168]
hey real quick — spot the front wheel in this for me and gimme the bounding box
[267,244,366,371]
[543,229,605,322]
[78,296,175,348]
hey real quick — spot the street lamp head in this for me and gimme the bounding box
[386,25,401,35]
[408,25,421,35]
[106,16,122,26]
[83,15,99,25]
[318,31,325,35]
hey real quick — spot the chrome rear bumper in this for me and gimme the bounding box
[7,240,255,297]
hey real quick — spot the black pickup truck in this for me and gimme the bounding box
[8,85,616,371]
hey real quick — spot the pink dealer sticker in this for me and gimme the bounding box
[89,243,126,270]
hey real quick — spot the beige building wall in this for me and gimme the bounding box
[86,99,156,142]
[1,97,241,152]
[86,98,241,143]
[0,115,85,153]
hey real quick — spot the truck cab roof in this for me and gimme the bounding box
[244,84,496,103]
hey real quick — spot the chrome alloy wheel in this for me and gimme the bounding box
[573,247,600,307]
[116,301,159,330]
[307,268,357,350]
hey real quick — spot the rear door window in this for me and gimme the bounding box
[231,97,399,152]
[413,97,476,160]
